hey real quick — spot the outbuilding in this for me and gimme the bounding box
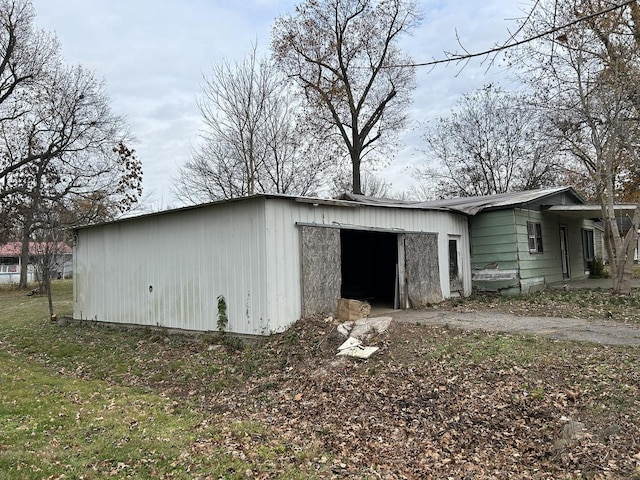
[73,194,471,335]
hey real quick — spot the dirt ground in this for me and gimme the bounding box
[380,308,640,346]
[371,279,640,346]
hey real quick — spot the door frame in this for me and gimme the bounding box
[448,235,462,295]
[559,225,570,280]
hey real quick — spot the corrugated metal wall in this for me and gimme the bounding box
[74,196,471,335]
[74,198,269,335]
[263,199,471,330]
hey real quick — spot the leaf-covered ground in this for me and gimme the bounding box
[436,288,640,325]
[183,320,638,479]
[1,281,640,479]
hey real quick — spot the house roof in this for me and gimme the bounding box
[342,186,584,216]
[0,242,72,257]
[73,187,596,231]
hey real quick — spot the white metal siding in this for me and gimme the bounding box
[75,196,471,335]
[263,199,471,329]
[74,198,268,335]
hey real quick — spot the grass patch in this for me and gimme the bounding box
[0,350,213,478]
[0,280,330,479]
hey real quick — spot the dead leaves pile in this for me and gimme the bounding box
[45,317,640,479]
[175,319,640,479]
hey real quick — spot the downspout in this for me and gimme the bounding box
[515,207,522,293]
[467,215,473,296]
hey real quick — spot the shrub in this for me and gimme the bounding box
[588,257,608,279]
[217,295,228,332]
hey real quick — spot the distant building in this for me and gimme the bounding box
[0,242,73,284]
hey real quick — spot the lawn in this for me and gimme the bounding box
[1,280,639,479]
[0,281,322,479]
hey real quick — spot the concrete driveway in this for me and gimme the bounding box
[385,308,640,346]
[369,277,640,346]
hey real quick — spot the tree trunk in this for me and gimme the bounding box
[44,267,54,319]
[609,204,640,295]
[19,222,31,289]
[612,236,636,295]
[351,152,362,194]
[603,219,617,290]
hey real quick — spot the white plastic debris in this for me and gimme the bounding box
[335,317,391,359]
[336,337,380,358]
[349,316,392,340]
[356,316,392,334]
[338,337,362,351]
[337,344,380,359]
[336,322,353,338]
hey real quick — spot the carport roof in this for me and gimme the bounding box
[546,204,637,219]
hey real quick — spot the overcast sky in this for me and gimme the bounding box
[31,0,530,209]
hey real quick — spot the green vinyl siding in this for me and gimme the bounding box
[515,209,561,285]
[471,224,520,237]
[470,211,518,271]
[471,210,518,229]
[473,241,517,254]
[471,255,518,269]
[514,209,591,287]
[471,207,594,294]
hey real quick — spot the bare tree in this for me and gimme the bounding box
[416,85,561,198]
[30,204,66,320]
[517,0,640,294]
[271,0,420,194]
[7,64,141,286]
[0,0,54,114]
[0,0,141,230]
[330,167,393,198]
[0,0,57,192]
[174,46,329,204]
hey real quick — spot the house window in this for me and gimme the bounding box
[582,229,595,262]
[527,222,543,253]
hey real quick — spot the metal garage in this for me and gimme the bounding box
[73,194,471,335]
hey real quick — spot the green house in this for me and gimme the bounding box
[430,187,598,295]
[343,187,604,296]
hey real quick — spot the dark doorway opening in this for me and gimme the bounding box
[340,229,398,307]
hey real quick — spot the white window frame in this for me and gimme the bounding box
[527,221,543,254]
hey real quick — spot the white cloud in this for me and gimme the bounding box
[31,0,530,205]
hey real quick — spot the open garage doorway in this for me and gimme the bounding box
[340,229,398,307]
[300,225,443,316]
